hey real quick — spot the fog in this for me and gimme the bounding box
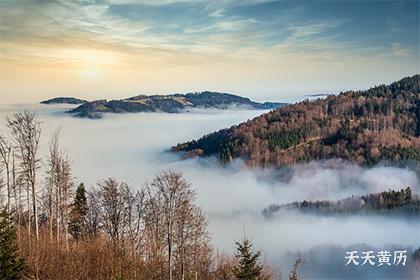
[0,103,419,279]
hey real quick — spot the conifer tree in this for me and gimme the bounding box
[69,183,88,240]
[288,257,304,280]
[0,209,24,280]
[233,238,266,280]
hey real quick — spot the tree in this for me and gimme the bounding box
[58,155,73,249]
[69,183,88,240]
[0,209,24,280]
[144,170,210,280]
[46,130,60,242]
[405,186,412,203]
[122,187,145,255]
[233,238,266,280]
[7,111,41,242]
[85,190,101,236]
[45,130,74,248]
[96,178,127,244]
[0,135,12,212]
[288,257,304,280]
[0,169,4,208]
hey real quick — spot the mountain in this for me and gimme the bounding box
[67,92,287,118]
[41,97,87,105]
[171,75,420,166]
[263,187,419,217]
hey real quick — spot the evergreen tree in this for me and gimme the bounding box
[0,209,24,280]
[69,183,88,239]
[405,187,412,203]
[233,239,266,280]
[288,257,304,280]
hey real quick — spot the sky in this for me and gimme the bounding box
[0,0,419,104]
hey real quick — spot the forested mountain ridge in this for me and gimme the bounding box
[263,187,420,217]
[59,91,286,118]
[41,97,87,105]
[171,75,420,166]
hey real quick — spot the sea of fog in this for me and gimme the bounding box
[0,103,419,279]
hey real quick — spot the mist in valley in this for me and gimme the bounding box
[0,103,418,279]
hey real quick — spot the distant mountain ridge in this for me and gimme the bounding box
[171,75,420,166]
[41,97,87,105]
[41,91,286,118]
[263,187,419,217]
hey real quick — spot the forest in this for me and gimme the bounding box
[263,187,420,217]
[60,91,285,119]
[0,111,301,279]
[171,75,420,167]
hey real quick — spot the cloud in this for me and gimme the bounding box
[391,42,411,57]
[1,0,416,62]
[287,19,350,40]
[208,8,224,17]
[106,0,203,5]
[184,18,258,34]
[0,103,419,278]
[1,0,418,104]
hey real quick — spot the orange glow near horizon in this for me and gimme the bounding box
[0,0,418,104]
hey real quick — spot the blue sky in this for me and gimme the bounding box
[0,0,419,103]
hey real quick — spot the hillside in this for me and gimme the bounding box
[263,187,420,217]
[66,91,286,118]
[171,75,420,166]
[41,97,87,105]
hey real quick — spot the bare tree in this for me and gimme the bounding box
[7,111,41,242]
[144,170,210,280]
[185,207,211,279]
[46,130,60,242]
[12,151,23,243]
[86,190,101,236]
[60,155,73,249]
[0,164,5,208]
[96,178,127,244]
[0,134,12,212]
[45,130,74,248]
[122,187,145,255]
[144,180,166,279]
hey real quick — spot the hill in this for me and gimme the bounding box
[263,187,420,217]
[171,75,420,166]
[66,91,286,118]
[41,97,87,105]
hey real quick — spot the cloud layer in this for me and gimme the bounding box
[0,104,419,278]
[1,104,419,246]
[1,0,419,103]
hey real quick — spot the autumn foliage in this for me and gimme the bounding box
[172,75,420,167]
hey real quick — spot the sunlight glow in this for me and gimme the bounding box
[80,68,101,80]
[56,48,120,80]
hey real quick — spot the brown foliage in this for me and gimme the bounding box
[173,75,420,167]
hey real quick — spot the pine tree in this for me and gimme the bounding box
[69,183,88,240]
[405,186,412,203]
[233,239,266,280]
[288,257,304,280]
[0,209,24,280]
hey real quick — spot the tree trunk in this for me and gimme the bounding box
[167,221,173,280]
[181,246,185,280]
[49,190,53,242]
[56,187,60,245]
[31,180,39,242]
[5,163,10,212]
[27,186,31,251]
[63,186,69,250]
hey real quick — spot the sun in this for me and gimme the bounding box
[58,48,119,80]
[80,68,101,80]
[76,50,102,80]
